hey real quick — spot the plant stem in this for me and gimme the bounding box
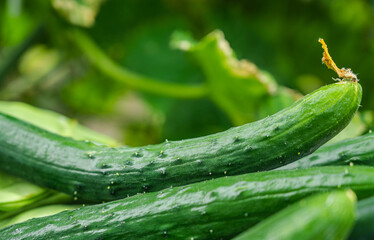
[68,29,208,99]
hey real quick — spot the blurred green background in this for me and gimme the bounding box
[1,0,374,146]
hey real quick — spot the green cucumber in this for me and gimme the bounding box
[0,81,361,201]
[0,166,373,240]
[0,101,118,216]
[278,132,374,170]
[232,191,356,240]
[349,196,374,240]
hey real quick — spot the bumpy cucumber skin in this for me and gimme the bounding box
[279,132,374,170]
[0,166,373,240]
[349,196,374,240]
[233,191,356,240]
[0,82,361,201]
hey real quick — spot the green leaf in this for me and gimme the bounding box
[162,98,232,141]
[256,85,302,119]
[120,19,206,113]
[0,101,119,146]
[0,204,79,229]
[0,172,52,212]
[172,30,293,125]
[62,69,125,115]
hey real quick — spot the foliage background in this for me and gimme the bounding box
[1,0,374,146]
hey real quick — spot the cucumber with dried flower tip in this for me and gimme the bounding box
[233,190,356,240]
[278,133,374,170]
[0,81,361,202]
[0,166,373,240]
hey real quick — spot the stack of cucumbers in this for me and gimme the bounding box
[1,49,374,239]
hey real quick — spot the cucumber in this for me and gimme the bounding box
[278,132,374,170]
[0,81,361,201]
[349,196,374,240]
[0,166,373,240]
[233,191,356,240]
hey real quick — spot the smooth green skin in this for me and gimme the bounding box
[233,191,356,240]
[278,132,374,170]
[0,81,361,201]
[349,196,374,240]
[0,166,373,240]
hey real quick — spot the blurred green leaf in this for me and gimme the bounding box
[172,30,299,125]
[0,192,72,221]
[18,44,60,79]
[0,0,35,46]
[172,30,273,124]
[0,204,79,229]
[124,120,162,147]
[257,86,301,120]
[324,0,371,31]
[51,0,105,27]
[0,172,51,212]
[62,69,125,115]
[0,101,119,146]
[122,20,202,85]
[162,98,231,141]
[120,19,205,113]
[295,74,324,95]
[0,44,60,99]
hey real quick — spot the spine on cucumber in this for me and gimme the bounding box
[278,132,374,170]
[0,166,373,240]
[233,191,356,240]
[0,81,362,201]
